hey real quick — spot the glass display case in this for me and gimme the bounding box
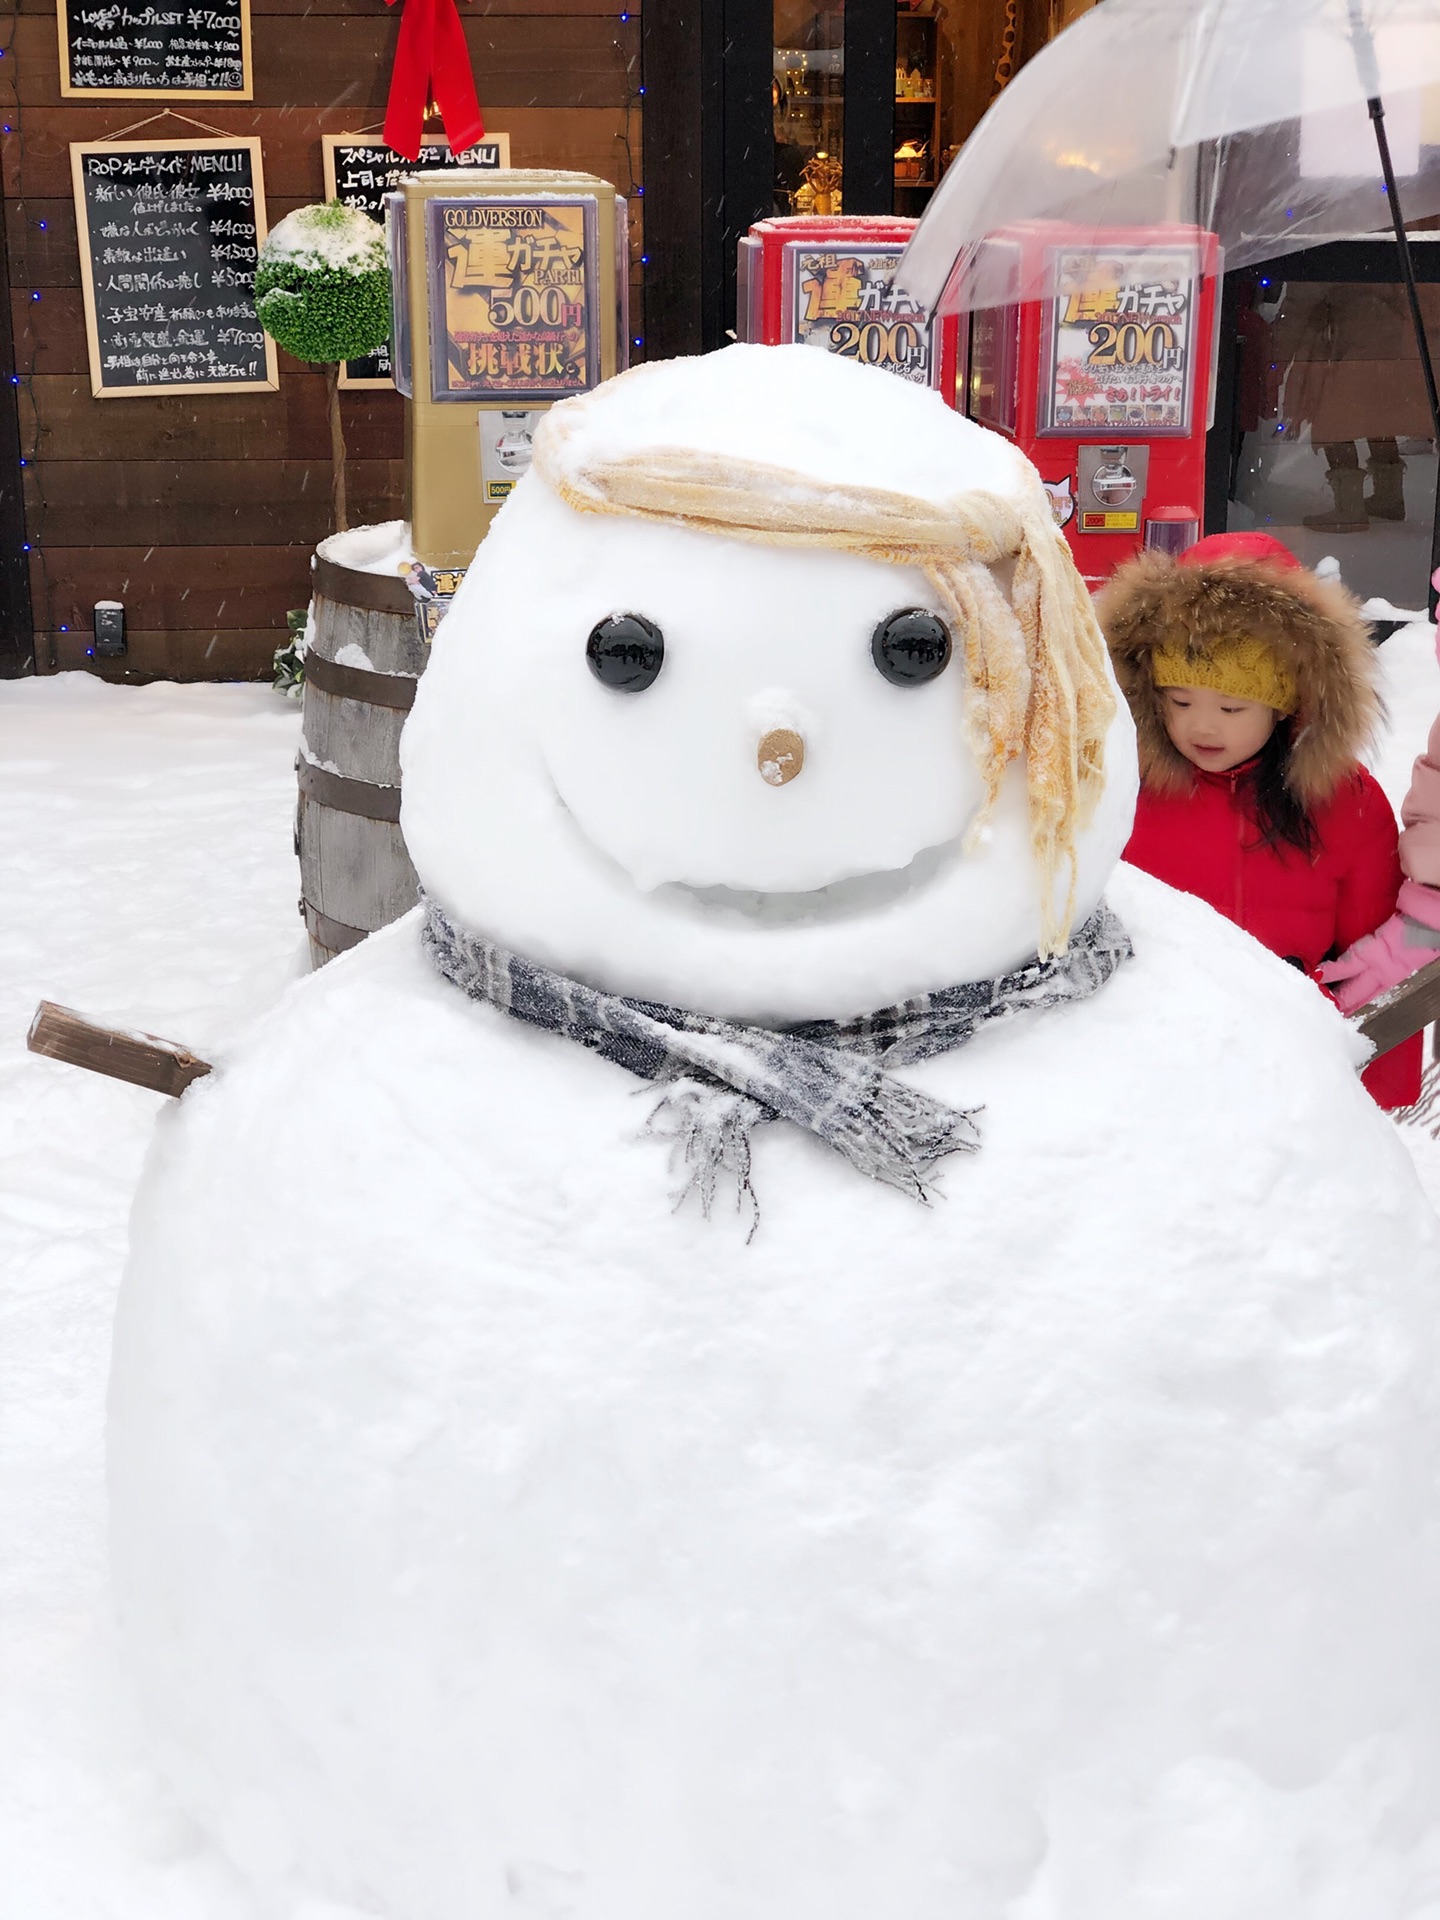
[1214,241,1440,614]
[893,4,940,210]
[773,0,845,214]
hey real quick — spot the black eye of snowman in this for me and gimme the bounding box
[586,613,665,692]
[871,609,952,687]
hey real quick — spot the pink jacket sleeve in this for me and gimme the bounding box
[1399,711,1440,886]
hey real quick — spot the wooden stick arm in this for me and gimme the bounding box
[23,958,1440,1106]
[27,1001,212,1099]
[1351,952,1440,1056]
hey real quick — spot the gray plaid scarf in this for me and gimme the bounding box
[422,897,1131,1225]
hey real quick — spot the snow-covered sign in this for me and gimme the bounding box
[57,0,251,99]
[69,138,278,398]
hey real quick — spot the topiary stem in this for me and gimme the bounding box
[327,360,349,533]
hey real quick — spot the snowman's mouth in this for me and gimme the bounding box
[662,837,959,925]
[550,781,960,924]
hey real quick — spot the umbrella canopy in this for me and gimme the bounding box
[896,0,1440,313]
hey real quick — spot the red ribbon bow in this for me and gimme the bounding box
[384,0,485,163]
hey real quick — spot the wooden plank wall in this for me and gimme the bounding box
[1,0,641,679]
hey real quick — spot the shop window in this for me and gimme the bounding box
[774,0,846,213]
[892,6,939,212]
[1223,261,1440,612]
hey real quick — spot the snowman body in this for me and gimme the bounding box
[110,349,1440,1919]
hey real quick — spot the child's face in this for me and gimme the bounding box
[1159,684,1280,774]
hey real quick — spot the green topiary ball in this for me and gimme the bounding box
[253,201,392,364]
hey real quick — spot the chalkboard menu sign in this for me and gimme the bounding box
[70,139,278,397]
[322,132,511,388]
[58,0,252,98]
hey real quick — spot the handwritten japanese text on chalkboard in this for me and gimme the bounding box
[74,142,276,394]
[323,135,508,385]
[60,0,250,96]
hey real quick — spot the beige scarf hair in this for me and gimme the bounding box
[532,401,1114,958]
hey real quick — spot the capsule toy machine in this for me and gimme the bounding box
[386,168,627,583]
[962,222,1222,586]
[737,214,963,404]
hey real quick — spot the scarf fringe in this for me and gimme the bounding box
[645,1081,762,1238]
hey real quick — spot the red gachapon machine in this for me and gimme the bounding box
[736,215,964,404]
[961,222,1222,586]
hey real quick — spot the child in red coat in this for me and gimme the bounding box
[1098,530,1421,1110]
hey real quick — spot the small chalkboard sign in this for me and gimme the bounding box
[71,138,278,397]
[58,0,252,99]
[322,132,511,389]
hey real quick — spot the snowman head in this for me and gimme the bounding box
[401,346,1137,1024]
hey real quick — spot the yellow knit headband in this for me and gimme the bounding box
[531,392,1116,958]
[1151,636,1298,716]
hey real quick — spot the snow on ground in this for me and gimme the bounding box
[0,675,304,1917]
[1,631,1439,1916]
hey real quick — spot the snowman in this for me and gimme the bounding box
[110,346,1440,1920]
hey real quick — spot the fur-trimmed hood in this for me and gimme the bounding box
[1096,550,1381,805]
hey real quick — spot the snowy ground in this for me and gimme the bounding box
[1,632,1439,1916]
[0,677,303,1917]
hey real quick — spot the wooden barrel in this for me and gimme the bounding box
[298,529,428,968]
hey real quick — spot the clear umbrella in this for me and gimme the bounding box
[896,0,1440,318]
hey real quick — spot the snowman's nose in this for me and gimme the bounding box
[757,727,805,787]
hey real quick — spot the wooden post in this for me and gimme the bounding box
[27,1001,212,1098]
[327,360,349,533]
[1353,953,1440,1057]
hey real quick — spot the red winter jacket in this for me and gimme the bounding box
[1124,760,1422,1109]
